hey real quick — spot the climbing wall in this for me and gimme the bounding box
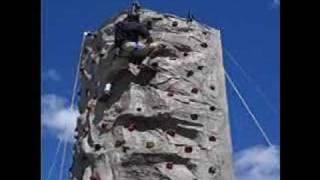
[71,9,234,180]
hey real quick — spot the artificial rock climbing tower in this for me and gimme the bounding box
[71,8,234,180]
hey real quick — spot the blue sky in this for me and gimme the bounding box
[42,0,280,179]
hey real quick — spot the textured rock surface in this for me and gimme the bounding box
[71,8,234,180]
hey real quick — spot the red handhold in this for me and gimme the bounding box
[101,123,107,129]
[166,162,173,169]
[90,175,101,180]
[185,146,193,153]
[90,172,101,180]
[191,88,198,94]
[167,130,175,137]
[209,136,216,142]
[167,92,174,97]
[128,124,136,132]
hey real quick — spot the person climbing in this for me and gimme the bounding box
[102,11,161,96]
[113,12,153,57]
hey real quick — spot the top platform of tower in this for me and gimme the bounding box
[96,8,220,36]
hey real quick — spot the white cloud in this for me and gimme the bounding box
[234,145,280,180]
[41,94,79,143]
[273,0,280,6]
[44,69,61,82]
[271,0,280,8]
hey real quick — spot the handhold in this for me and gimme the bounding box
[136,107,142,112]
[190,114,198,120]
[210,85,215,90]
[166,130,175,137]
[151,62,158,68]
[166,162,173,169]
[200,42,208,48]
[167,92,174,97]
[208,167,216,174]
[191,88,198,94]
[128,124,136,132]
[146,142,155,149]
[185,146,193,153]
[210,106,216,111]
[115,140,125,148]
[94,144,102,151]
[197,66,204,70]
[186,70,194,77]
[183,52,189,56]
[209,136,216,142]
[101,123,107,129]
[122,146,130,153]
[172,21,178,27]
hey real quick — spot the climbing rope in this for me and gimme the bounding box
[45,138,63,180]
[224,70,273,147]
[224,48,279,117]
[57,31,87,180]
[58,137,68,180]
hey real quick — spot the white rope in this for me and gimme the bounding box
[58,31,87,180]
[224,70,273,147]
[58,137,68,180]
[45,138,63,180]
[224,48,279,116]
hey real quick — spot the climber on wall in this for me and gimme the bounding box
[102,11,161,96]
[114,12,153,57]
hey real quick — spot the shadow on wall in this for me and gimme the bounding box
[113,113,204,139]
